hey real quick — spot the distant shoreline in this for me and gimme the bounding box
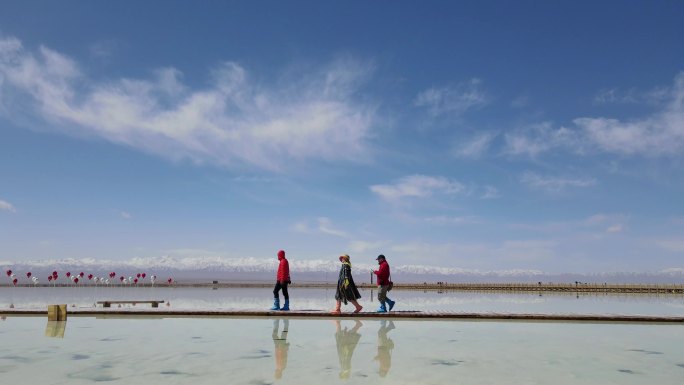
[2,282,684,294]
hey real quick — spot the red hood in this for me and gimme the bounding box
[277,250,286,260]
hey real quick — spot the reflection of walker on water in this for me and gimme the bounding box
[272,318,289,380]
[334,320,363,379]
[375,320,395,377]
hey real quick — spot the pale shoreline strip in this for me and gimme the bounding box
[3,282,684,294]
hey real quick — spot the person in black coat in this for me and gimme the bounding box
[332,254,363,313]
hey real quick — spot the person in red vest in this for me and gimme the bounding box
[271,250,291,311]
[373,254,395,312]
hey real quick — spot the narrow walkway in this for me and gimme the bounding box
[2,308,683,323]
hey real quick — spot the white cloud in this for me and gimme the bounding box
[292,222,309,233]
[0,36,375,171]
[120,211,132,219]
[593,87,669,105]
[454,132,497,159]
[0,199,15,212]
[370,174,465,202]
[511,95,529,108]
[414,78,488,117]
[423,216,479,225]
[521,171,596,192]
[480,185,501,199]
[292,217,349,238]
[585,214,611,225]
[504,122,580,157]
[89,39,122,59]
[164,248,225,258]
[504,73,684,158]
[583,213,627,235]
[390,241,455,259]
[347,240,387,254]
[575,73,684,155]
[316,217,348,238]
[496,240,557,262]
[388,239,556,264]
[654,239,684,253]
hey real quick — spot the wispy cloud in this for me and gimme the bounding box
[120,211,132,219]
[521,171,596,192]
[0,36,375,172]
[654,239,684,253]
[481,185,501,199]
[593,87,669,105]
[511,95,529,108]
[292,217,349,238]
[584,213,627,234]
[164,248,226,258]
[504,73,684,158]
[414,78,488,117]
[454,132,497,159]
[370,174,465,202]
[88,39,123,59]
[424,215,480,225]
[0,199,15,212]
[504,122,580,157]
[347,240,387,254]
[388,239,557,264]
[575,74,684,155]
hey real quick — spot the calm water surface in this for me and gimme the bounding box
[0,316,683,384]
[2,287,684,315]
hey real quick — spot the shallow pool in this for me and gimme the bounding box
[2,287,684,316]
[0,316,683,384]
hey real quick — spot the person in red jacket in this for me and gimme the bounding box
[271,250,291,311]
[373,254,395,312]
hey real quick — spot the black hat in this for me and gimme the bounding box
[376,254,386,260]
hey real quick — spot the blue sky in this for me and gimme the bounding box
[1,1,683,273]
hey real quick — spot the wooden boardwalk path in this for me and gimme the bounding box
[2,308,683,323]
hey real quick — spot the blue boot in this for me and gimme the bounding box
[280,299,290,311]
[270,298,280,311]
[386,298,396,311]
[376,302,387,313]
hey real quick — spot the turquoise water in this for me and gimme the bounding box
[2,287,684,316]
[1,316,683,384]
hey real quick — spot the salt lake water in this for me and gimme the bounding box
[1,316,684,384]
[2,286,684,316]
[2,287,683,384]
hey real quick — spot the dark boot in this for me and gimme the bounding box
[386,298,396,311]
[270,297,280,311]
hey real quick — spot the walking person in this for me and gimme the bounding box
[372,254,395,313]
[272,318,289,379]
[374,320,395,377]
[270,250,291,311]
[334,319,363,379]
[332,254,363,314]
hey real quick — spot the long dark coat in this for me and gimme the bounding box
[335,263,362,304]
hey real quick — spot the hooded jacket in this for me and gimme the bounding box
[374,260,390,286]
[277,250,290,282]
